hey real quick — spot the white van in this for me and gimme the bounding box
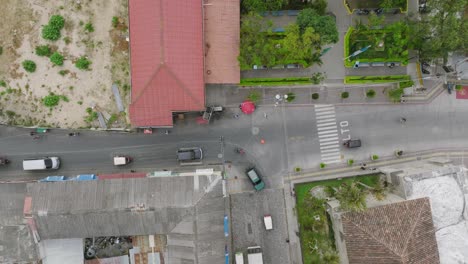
[23,157,60,171]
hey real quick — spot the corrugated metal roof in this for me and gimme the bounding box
[129,0,205,127]
[204,0,241,84]
[27,176,222,239]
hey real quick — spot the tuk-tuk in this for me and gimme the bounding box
[343,139,361,148]
[36,128,49,133]
[113,156,133,166]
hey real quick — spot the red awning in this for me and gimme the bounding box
[240,100,255,114]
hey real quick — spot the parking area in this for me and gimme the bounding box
[230,189,291,264]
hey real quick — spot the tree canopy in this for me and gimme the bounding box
[238,12,323,69]
[297,9,339,45]
[334,182,367,212]
[241,0,284,13]
[407,0,468,62]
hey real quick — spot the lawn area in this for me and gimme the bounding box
[296,175,381,263]
[344,25,409,67]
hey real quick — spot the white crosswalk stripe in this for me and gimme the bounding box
[315,105,342,164]
[317,125,337,131]
[320,144,339,150]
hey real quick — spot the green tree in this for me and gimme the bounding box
[297,9,338,44]
[238,12,275,69]
[407,0,467,62]
[306,0,327,15]
[334,182,367,212]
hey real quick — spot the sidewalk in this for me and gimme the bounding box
[206,79,444,108]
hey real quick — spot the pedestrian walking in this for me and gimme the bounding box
[264,113,268,119]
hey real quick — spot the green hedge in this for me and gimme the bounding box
[345,75,411,84]
[399,80,414,89]
[240,77,311,86]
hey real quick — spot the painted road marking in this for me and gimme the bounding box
[320,137,339,142]
[317,125,337,131]
[319,133,338,139]
[317,122,337,127]
[320,144,340,150]
[315,105,341,164]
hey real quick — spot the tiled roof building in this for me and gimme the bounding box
[341,198,440,264]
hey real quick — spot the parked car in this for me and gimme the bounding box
[177,147,203,165]
[245,167,265,191]
[253,65,267,70]
[356,9,370,15]
[343,139,361,148]
[286,63,301,69]
[23,157,60,171]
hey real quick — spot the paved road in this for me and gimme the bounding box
[0,90,465,184]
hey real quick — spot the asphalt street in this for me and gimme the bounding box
[0,90,466,186]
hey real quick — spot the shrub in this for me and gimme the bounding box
[348,159,354,166]
[372,154,379,160]
[294,167,301,173]
[60,95,69,102]
[247,90,261,103]
[42,15,65,41]
[49,15,65,30]
[75,57,91,70]
[22,60,36,73]
[388,87,404,102]
[286,92,296,102]
[455,85,462,91]
[311,72,325,84]
[5,110,16,118]
[43,93,60,107]
[77,101,83,105]
[312,93,319,100]
[63,36,71,45]
[42,25,61,41]
[58,70,69,76]
[112,16,119,28]
[0,80,6,87]
[85,107,98,122]
[35,45,52,57]
[50,52,64,66]
[341,91,349,99]
[320,162,326,169]
[366,89,376,98]
[84,22,94,32]
[0,46,3,55]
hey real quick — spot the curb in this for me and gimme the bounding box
[288,148,468,184]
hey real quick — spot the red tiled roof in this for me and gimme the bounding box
[129,0,205,127]
[204,0,240,84]
[342,198,440,264]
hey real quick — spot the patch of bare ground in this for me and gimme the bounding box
[0,0,130,129]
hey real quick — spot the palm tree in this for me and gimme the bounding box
[334,182,367,212]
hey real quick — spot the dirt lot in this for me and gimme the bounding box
[0,0,130,129]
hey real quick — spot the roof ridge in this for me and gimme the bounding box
[131,64,163,104]
[165,64,205,108]
[399,198,428,262]
[346,216,403,260]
